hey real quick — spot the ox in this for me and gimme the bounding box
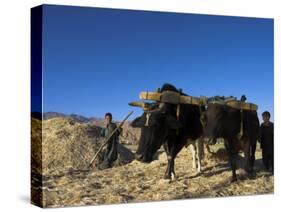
[129,84,205,179]
[202,96,260,182]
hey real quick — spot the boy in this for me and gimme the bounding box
[260,111,274,172]
[98,113,121,169]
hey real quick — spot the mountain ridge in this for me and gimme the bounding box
[31,111,140,145]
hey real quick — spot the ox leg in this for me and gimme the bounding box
[196,138,204,173]
[190,140,202,173]
[164,155,176,180]
[190,144,197,170]
[247,139,257,179]
[243,140,253,173]
[225,139,238,182]
[250,140,257,169]
[163,142,180,180]
[205,143,213,154]
[163,142,172,179]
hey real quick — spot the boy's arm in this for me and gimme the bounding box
[110,123,122,139]
[100,128,105,137]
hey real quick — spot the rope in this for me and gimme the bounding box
[237,109,244,139]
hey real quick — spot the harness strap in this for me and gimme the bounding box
[237,109,244,139]
[176,104,180,120]
[145,113,151,126]
[176,104,181,135]
[197,102,206,132]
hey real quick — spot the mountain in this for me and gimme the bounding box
[43,112,68,119]
[31,112,140,145]
[42,112,90,123]
[68,113,91,123]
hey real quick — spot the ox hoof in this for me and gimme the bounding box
[248,171,256,179]
[171,173,178,181]
[164,174,171,180]
[164,173,177,180]
[230,177,238,183]
[244,165,253,174]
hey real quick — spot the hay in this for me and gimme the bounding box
[32,117,134,175]
[32,118,273,208]
[41,146,273,207]
[41,117,101,174]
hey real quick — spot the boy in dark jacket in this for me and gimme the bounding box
[98,112,121,169]
[260,111,274,172]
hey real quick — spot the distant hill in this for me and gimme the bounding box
[44,112,93,123]
[31,112,140,145]
[31,112,103,123]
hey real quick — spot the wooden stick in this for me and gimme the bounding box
[88,111,134,168]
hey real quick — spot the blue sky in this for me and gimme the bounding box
[41,5,274,121]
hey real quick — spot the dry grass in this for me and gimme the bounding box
[41,117,102,174]
[31,117,273,208]
[41,146,273,208]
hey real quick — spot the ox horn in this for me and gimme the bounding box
[129,101,159,111]
[128,101,146,108]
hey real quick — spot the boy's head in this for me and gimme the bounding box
[262,111,271,123]
[105,112,113,125]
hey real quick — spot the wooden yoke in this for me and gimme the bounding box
[139,91,207,106]
[225,100,258,139]
[138,91,258,139]
[225,100,258,111]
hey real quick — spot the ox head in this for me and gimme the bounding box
[129,84,183,163]
[130,104,181,162]
[202,96,240,144]
[203,103,226,144]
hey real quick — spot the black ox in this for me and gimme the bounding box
[130,84,204,179]
[203,96,260,182]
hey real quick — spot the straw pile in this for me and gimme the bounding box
[41,145,273,208]
[31,117,134,175]
[31,117,273,208]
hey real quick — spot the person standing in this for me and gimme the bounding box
[260,111,274,173]
[98,112,121,169]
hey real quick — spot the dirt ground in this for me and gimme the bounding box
[38,145,274,208]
